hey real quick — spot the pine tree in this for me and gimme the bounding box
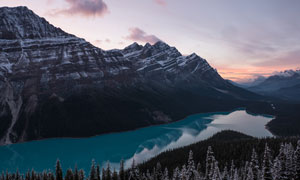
[1,172,5,180]
[233,169,239,180]
[101,168,106,180]
[172,167,180,180]
[242,161,250,180]
[96,165,100,180]
[112,169,118,180]
[74,165,79,180]
[55,160,63,180]
[273,157,282,180]
[43,171,49,180]
[79,169,85,180]
[65,169,74,180]
[105,162,111,180]
[205,146,215,180]
[294,140,300,180]
[222,166,229,180]
[273,144,287,180]
[229,160,235,180]
[196,162,201,173]
[284,143,295,179]
[48,170,55,180]
[180,165,187,180]
[155,162,163,180]
[212,161,221,180]
[261,143,273,180]
[146,169,152,180]
[246,166,254,180]
[25,171,30,180]
[31,169,36,180]
[187,150,196,178]
[250,149,260,180]
[119,160,125,180]
[163,168,169,180]
[89,160,97,180]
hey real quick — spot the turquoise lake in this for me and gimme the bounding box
[0,109,273,173]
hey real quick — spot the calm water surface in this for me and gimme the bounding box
[0,109,273,172]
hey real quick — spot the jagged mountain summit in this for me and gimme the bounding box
[0,6,259,145]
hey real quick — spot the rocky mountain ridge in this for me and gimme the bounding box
[0,6,259,145]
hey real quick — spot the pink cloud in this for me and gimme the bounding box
[126,27,161,44]
[56,0,108,17]
[154,0,166,6]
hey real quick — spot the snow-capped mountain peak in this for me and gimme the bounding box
[273,69,300,78]
[0,6,73,39]
[0,6,250,145]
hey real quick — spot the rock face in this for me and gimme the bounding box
[0,6,259,145]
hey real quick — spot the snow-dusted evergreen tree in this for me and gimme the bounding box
[79,169,85,180]
[102,168,106,180]
[294,140,300,180]
[15,169,20,180]
[65,169,74,180]
[112,169,118,180]
[96,164,100,180]
[233,169,238,180]
[284,143,295,179]
[145,170,152,180]
[180,165,188,180]
[48,170,55,180]
[105,162,112,180]
[221,166,229,180]
[196,162,201,174]
[272,156,282,180]
[229,160,235,180]
[205,146,216,180]
[187,150,196,179]
[172,167,180,180]
[246,166,254,180]
[129,159,141,180]
[155,162,163,180]
[74,165,79,180]
[163,168,169,180]
[250,149,260,180]
[212,161,221,180]
[242,161,250,180]
[261,143,273,180]
[55,160,63,180]
[273,144,286,180]
[119,160,125,180]
[89,160,97,180]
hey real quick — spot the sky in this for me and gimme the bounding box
[0,0,299,82]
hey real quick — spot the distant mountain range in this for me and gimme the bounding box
[234,76,267,88]
[0,6,261,144]
[246,70,300,102]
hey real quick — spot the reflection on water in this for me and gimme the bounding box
[0,110,273,173]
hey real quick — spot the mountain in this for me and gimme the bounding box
[0,6,260,145]
[234,76,267,88]
[248,69,300,102]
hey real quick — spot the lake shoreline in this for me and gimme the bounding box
[1,107,247,147]
[0,109,274,173]
[1,106,274,147]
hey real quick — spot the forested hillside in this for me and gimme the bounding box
[1,131,300,180]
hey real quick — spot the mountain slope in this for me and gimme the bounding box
[248,69,300,102]
[0,6,261,145]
